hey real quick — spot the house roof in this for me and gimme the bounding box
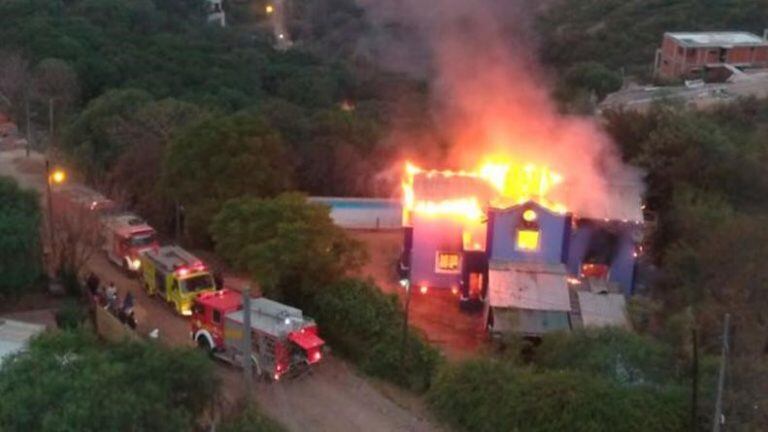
[487,262,571,311]
[667,32,768,48]
[575,291,629,328]
[0,319,45,365]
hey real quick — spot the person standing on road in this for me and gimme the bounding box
[105,282,117,311]
[86,272,100,297]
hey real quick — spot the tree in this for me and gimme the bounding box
[164,113,293,244]
[209,193,366,302]
[64,88,153,179]
[107,98,209,231]
[0,330,219,431]
[50,195,104,294]
[0,177,41,299]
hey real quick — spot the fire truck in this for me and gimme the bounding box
[139,246,216,316]
[101,213,158,273]
[191,289,325,380]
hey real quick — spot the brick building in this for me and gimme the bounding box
[654,31,768,80]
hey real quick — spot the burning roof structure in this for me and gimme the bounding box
[400,160,643,336]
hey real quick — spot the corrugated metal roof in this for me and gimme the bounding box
[0,319,45,364]
[667,32,767,47]
[576,291,629,328]
[488,262,571,311]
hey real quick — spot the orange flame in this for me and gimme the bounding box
[402,157,567,228]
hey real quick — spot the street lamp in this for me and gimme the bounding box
[45,160,66,272]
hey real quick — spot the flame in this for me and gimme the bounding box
[402,158,567,228]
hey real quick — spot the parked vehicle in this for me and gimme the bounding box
[139,246,216,315]
[102,213,158,273]
[191,289,325,380]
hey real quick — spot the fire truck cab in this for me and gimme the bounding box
[140,246,216,316]
[102,213,158,273]
[191,289,325,380]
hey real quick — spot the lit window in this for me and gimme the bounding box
[516,229,539,251]
[435,252,460,273]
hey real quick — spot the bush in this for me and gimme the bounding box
[0,177,41,299]
[312,278,441,392]
[0,330,218,431]
[534,327,684,386]
[220,407,285,432]
[428,359,687,432]
[55,299,88,330]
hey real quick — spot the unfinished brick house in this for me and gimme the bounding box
[654,31,768,80]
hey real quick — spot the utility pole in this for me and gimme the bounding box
[25,92,31,157]
[712,313,730,432]
[48,97,54,148]
[45,160,54,271]
[691,327,699,432]
[241,286,253,400]
[399,280,411,368]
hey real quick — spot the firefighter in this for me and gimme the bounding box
[213,269,224,290]
[105,282,118,312]
[86,272,100,298]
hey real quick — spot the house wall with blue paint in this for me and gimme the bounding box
[409,214,464,289]
[565,220,638,295]
[488,201,568,265]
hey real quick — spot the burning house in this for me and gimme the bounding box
[400,161,643,336]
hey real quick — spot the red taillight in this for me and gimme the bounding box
[419,285,428,294]
[313,351,322,362]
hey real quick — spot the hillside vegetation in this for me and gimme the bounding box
[538,0,768,76]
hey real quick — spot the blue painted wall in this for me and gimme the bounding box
[488,201,567,265]
[566,221,638,295]
[409,214,463,289]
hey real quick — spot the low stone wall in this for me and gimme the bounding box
[95,307,140,343]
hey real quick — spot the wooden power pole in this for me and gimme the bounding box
[241,286,253,400]
[712,313,730,432]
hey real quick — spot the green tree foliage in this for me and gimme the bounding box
[219,407,286,432]
[312,278,441,392]
[165,113,293,243]
[108,98,210,230]
[534,327,684,386]
[429,359,687,432]
[0,330,218,431]
[63,88,153,178]
[209,193,366,301]
[604,98,768,428]
[0,177,41,298]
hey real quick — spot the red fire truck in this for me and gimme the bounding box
[101,213,158,273]
[191,289,325,380]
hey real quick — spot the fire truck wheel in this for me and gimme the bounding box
[196,335,212,354]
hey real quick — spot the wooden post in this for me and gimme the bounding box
[241,286,253,400]
[712,314,730,432]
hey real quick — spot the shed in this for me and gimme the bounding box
[487,261,572,336]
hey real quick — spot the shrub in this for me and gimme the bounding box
[220,407,285,432]
[55,299,88,330]
[534,327,684,386]
[312,278,441,392]
[0,330,218,431]
[428,359,687,432]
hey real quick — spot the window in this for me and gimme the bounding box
[181,274,214,293]
[213,310,221,324]
[516,229,540,251]
[435,252,460,273]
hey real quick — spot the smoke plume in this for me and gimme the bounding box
[358,0,637,215]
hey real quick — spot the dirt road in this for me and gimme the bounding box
[0,148,443,432]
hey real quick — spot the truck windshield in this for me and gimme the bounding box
[181,274,213,293]
[130,233,155,247]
